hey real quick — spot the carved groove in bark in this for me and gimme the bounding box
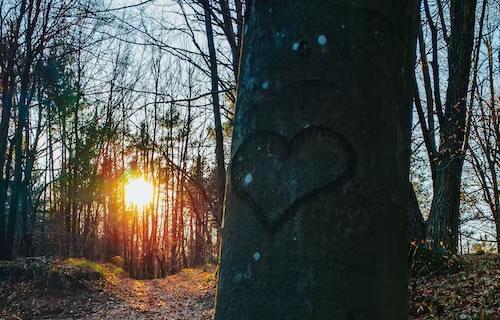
[231,126,356,232]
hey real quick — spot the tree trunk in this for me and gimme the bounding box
[0,73,13,260]
[215,1,417,318]
[495,211,500,253]
[408,182,425,242]
[202,0,226,227]
[426,159,463,251]
[0,0,26,260]
[425,0,477,252]
[6,96,27,260]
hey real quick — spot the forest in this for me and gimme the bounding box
[0,0,498,319]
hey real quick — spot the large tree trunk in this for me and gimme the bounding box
[426,160,463,251]
[425,0,477,252]
[215,1,417,318]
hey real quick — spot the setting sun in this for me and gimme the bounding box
[125,177,154,207]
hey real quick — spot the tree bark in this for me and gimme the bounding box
[215,1,417,318]
[425,0,477,252]
[217,0,240,79]
[202,0,226,227]
[408,182,425,242]
[0,70,13,260]
[0,0,27,260]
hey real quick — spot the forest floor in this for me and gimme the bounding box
[0,260,216,320]
[409,253,499,319]
[0,254,498,320]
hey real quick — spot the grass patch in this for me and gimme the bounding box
[63,258,105,276]
[175,265,216,284]
[61,258,126,285]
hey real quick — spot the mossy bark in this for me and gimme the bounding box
[215,1,417,319]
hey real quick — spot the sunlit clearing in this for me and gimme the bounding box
[125,177,154,208]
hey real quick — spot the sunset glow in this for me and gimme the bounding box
[125,177,154,207]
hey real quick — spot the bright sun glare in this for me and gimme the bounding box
[125,177,154,208]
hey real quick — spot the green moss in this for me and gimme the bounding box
[63,258,105,276]
[110,256,125,268]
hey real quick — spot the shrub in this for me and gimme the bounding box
[46,258,103,289]
[110,256,125,268]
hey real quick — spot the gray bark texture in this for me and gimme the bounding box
[215,1,417,319]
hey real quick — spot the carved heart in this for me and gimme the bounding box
[231,126,355,232]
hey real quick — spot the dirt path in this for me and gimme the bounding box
[1,268,216,320]
[101,269,215,320]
